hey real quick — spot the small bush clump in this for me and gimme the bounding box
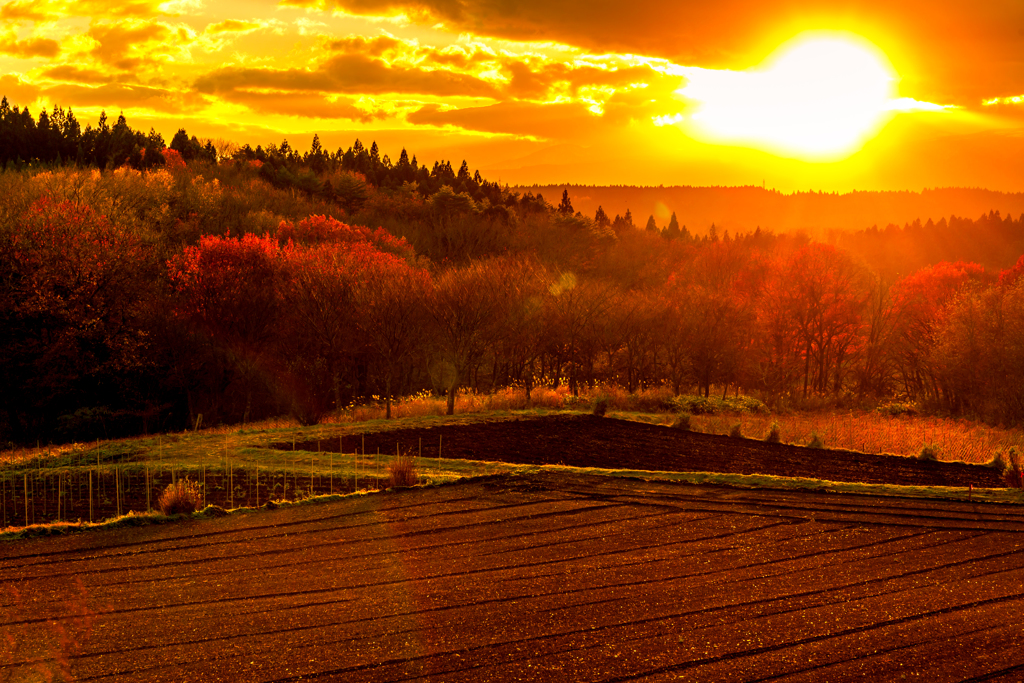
[876,400,918,417]
[987,450,1008,471]
[158,478,202,515]
[670,394,768,415]
[807,432,824,449]
[918,443,941,461]
[765,422,782,444]
[1001,448,1022,489]
[729,423,744,439]
[672,413,691,431]
[592,397,609,417]
[388,456,419,488]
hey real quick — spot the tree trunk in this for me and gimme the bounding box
[446,385,457,415]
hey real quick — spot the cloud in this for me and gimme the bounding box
[88,21,171,69]
[0,73,40,105]
[421,44,497,70]
[280,0,1024,107]
[195,52,501,98]
[217,90,388,121]
[325,33,402,57]
[40,64,113,84]
[407,100,606,139]
[205,19,261,34]
[0,0,56,22]
[0,32,60,58]
[42,82,209,113]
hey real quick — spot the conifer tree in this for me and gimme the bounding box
[558,188,574,215]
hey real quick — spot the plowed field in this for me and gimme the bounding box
[4,472,1024,681]
[286,414,1003,489]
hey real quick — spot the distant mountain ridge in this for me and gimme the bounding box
[512,185,1024,236]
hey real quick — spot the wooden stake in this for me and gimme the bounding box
[89,470,93,523]
[330,452,333,494]
[256,459,259,507]
[146,465,151,512]
[438,434,442,477]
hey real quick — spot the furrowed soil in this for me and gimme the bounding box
[4,471,1024,681]
[285,414,1004,489]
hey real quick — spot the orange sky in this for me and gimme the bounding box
[2,0,1023,191]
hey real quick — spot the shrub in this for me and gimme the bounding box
[672,413,691,431]
[670,394,769,415]
[729,423,743,439]
[1001,448,1022,489]
[807,432,824,449]
[388,456,419,488]
[918,443,941,461]
[765,422,782,444]
[158,478,202,515]
[876,400,918,417]
[592,397,609,417]
[987,450,1008,471]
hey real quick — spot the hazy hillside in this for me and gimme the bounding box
[515,185,1024,236]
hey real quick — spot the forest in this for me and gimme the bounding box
[2,98,1024,445]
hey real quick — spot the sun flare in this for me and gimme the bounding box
[676,32,919,161]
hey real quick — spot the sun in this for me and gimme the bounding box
[676,32,907,161]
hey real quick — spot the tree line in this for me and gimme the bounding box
[2,98,1023,444]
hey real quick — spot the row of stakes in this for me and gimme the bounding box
[2,435,447,528]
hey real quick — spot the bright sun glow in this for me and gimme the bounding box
[675,32,925,161]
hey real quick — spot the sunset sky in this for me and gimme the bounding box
[2,0,1023,191]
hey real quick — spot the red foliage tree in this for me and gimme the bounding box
[889,261,990,402]
[0,198,151,438]
[354,255,432,418]
[276,214,415,259]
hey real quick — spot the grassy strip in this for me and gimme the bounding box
[515,463,1024,504]
[6,456,1022,542]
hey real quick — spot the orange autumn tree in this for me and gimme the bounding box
[354,256,431,419]
[888,261,990,404]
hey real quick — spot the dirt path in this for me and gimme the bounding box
[3,472,1024,681]
[285,414,1004,489]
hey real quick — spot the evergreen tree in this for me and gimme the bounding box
[595,205,610,226]
[645,215,658,232]
[665,211,681,239]
[558,188,574,215]
[306,133,326,173]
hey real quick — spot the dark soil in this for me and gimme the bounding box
[284,414,1005,489]
[4,473,1024,681]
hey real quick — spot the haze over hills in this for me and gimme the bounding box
[515,185,1024,237]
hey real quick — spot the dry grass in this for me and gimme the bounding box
[4,387,1024,472]
[157,478,203,514]
[673,411,1024,464]
[387,456,418,488]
